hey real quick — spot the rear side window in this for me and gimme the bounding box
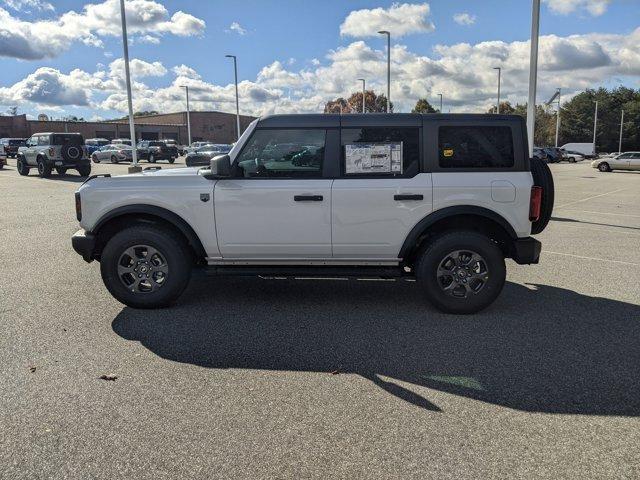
[341,127,420,177]
[52,134,84,146]
[439,126,514,168]
[235,129,325,178]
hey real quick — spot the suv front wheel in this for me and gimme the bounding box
[416,231,506,314]
[100,225,192,308]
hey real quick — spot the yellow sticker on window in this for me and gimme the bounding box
[443,148,454,157]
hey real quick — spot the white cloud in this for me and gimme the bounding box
[453,12,476,26]
[340,3,435,37]
[3,26,640,118]
[2,0,53,12]
[0,0,205,60]
[544,0,611,16]
[228,21,247,35]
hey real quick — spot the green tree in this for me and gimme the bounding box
[412,98,437,113]
[486,101,516,115]
[324,91,392,114]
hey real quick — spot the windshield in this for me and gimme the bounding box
[149,141,164,147]
[52,134,84,146]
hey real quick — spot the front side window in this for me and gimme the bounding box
[37,135,50,146]
[439,126,514,168]
[341,127,420,177]
[235,129,325,178]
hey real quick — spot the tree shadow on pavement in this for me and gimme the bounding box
[112,278,640,415]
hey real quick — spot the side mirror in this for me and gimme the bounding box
[210,154,231,177]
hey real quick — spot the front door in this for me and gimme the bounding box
[214,128,332,259]
[25,135,38,165]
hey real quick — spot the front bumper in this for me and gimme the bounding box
[511,237,541,265]
[72,229,96,263]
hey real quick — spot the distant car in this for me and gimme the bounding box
[185,144,232,167]
[111,138,132,146]
[136,140,178,163]
[542,147,564,163]
[16,132,91,178]
[533,147,548,162]
[85,138,110,155]
[592,152,640,172]
[0,143,6,169]
[564,151,585,163]
[163,139,187,156]
[0,138,27,158]
[91,144,133,163]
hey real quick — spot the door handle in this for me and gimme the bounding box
[394,194,423,201]
[294,195,323,202]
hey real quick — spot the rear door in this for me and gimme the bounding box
[214,127,335,259]
[331,116,433,260]
[628,152,640,171]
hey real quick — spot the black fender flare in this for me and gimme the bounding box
[398,206,518,259]
[92,204,207,259]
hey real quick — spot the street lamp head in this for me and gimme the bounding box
[493,67,501,71]
[378,30,389,35]
[225,54,235,59]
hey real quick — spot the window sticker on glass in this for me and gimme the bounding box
[345,142,403,174]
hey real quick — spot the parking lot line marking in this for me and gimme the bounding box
[550,222,640,236]
[559,209,640,218]
[544,250,640,266]
[555,188,629,209]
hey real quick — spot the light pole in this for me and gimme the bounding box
[526,0,541,157]
[493,67,501,114]
[545,88,561,147]
[225,55,241,141]
[357,78,366,113]
[592,100,598,156]
[119,0,139,173]
[618,109,624,154]
[438,93,443,113]
[378,30,390,113]
[180,85,191,147]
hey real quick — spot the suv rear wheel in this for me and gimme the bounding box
[16,156,30,176]
[77,165,91,176]
[416,230,506,314]
[100,225,192,309]
[36,157,52,178]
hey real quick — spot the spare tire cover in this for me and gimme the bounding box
[61,144,82,161]
[530,156,554,234]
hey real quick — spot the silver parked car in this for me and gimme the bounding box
[591,152,640,172]
[91,144,134,163]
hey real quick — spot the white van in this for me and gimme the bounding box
[560,143,595,158]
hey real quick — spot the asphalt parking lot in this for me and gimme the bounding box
[1,157,639,479]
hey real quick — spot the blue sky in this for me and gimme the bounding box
[1,0,639,119]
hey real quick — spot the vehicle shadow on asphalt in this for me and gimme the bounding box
[112,278,640,415]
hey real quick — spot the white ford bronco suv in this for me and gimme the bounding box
[72,114,553,314]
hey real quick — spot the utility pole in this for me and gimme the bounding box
[618,109,624,154]
[526,0,541,157]
[555,88,561,147]
[438,93,443,113]
[357,78,366,113]
[493,67,501,114]
[119,0,139,173]
[225,55,241,141]
[378,30,390,113]
[180,86,191,146]
[592,100,598,156]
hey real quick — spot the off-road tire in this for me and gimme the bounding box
[416,230,506,314]
[100,225,192,309]
[77,165,91,177]
[55,167,67,175]
[530,156,554,235]
[17,156,29,176]
[36,157,52,178]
